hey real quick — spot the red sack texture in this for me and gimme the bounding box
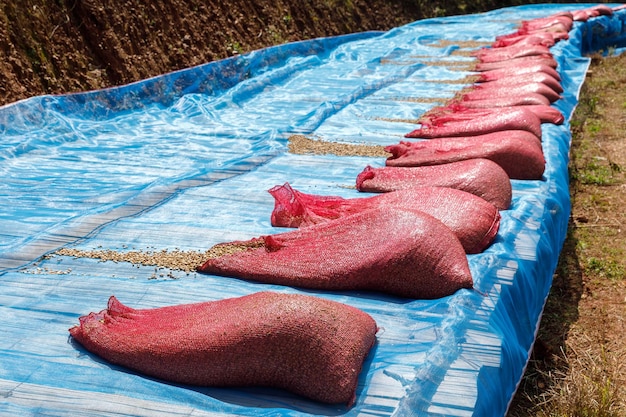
[198,207,473,299]
[459,81,561,104]
[476,72,563,93]
[387,130,545,180]
[518,13,574,33]
[69,291,378,406]
[406,107,543,139]
[476,64,561,82]
[474,54,558,71]
[491,32,558,48]
[573,5,613,21]
[450,102,564,125]
[269,183,501,254]
[516,105,564,125]
[498,28,569,44]
[454,93,550,107]
[473,43,552,63]
[355,159,512,210]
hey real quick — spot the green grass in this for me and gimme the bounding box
[585,257,625,281]
[576,160,615,185]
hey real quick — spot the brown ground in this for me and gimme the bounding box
[3,1,625,415]
[508,52,626,416]
[0,0,442,106]
[0,0,598,107]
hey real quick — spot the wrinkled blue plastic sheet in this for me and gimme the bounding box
[2,4,626,416]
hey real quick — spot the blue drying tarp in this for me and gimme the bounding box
[2,4,626,416]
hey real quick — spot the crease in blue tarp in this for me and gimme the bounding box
[1,4,626,417]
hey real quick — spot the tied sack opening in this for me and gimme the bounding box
[269,183,501,254]
[69,291,378,406]
[198,206,474,300]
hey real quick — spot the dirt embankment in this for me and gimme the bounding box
[1,0,582,107]
[0,0,418,106]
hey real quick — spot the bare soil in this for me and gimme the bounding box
[508,52,626,416]
[0,0,462,106]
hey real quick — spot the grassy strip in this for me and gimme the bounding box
[508,53,626,417]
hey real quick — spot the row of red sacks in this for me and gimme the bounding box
[68,5,620,407]
[198,6,616,297]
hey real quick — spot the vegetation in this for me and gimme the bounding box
[508,52,626,417]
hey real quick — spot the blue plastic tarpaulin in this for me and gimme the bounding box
[2,4,626,416]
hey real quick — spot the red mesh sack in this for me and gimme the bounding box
[520,14,574,32]
[450,102,564,125]
[198,206,473,299]
[269,182,346,228]
[476,64,561,82]
[491,33,557,48]
[472,43,552,63]
[453,93,550,107]
[355,159,512,210]
[514,104,563,125]
[499,14,572,37]
[474,54,558,71]
[586,5,613,16]
[476,71,563,93]
[460,82,561,104]
[389,130,545,180]
[269,183,500,254]
[406,107,543,139]
[497,28,568,44]
[69,291,377,406]
[573,5,612,21]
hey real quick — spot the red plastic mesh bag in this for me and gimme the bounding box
[453,102,564,125]
[519,14,574,32]
[491,33,558,48]
[497,28,569,44]
[573,5,613,21]
[461,81,562,104]
[198,206,473,299]
[472,43,552,63]
[455,92,550,107]
[476,64,561,82]
[69,291,377,406]
[406,107,543,139]
[355,159,512,210]
[514,104,563,125]
[269,183,500,254]
[386,130,545,180]
[474,54,558,71]
[475,72,563,93]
